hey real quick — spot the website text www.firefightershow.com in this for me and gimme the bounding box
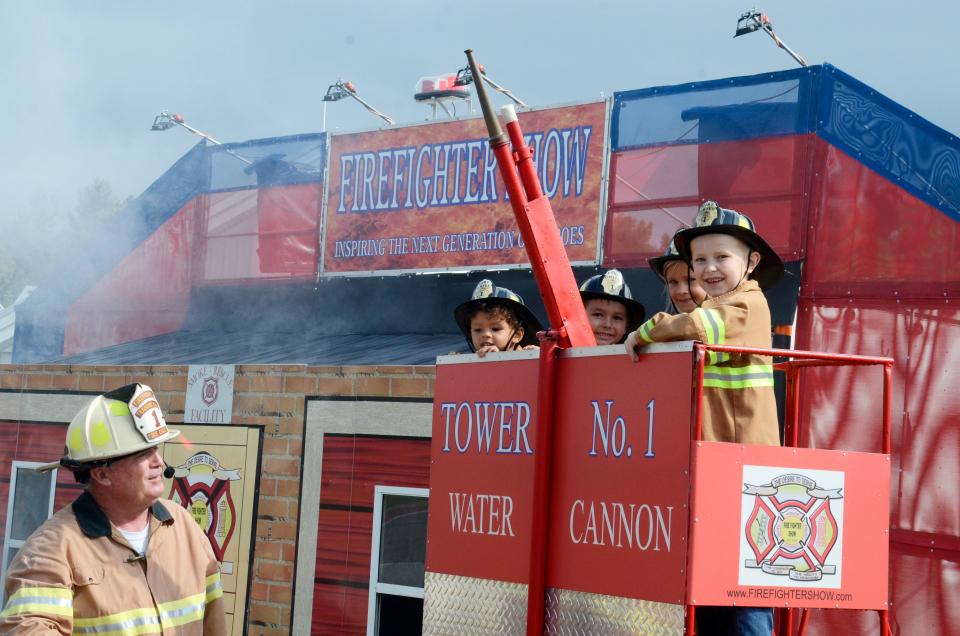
[726,588,853,602]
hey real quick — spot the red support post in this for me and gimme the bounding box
[782,367,796,449]
[685,345,707,634]
[797,607,810,634]
[879,362,894,635]
[882,363,892,455]
[526,332,561,635]
[692,344,706,442]
[788,367,801,448]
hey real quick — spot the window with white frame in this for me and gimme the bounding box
[1,462,58,603]
[367,485,429,636]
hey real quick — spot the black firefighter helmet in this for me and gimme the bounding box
[673,201,784,290]
[453,279,544,351]
[648,239,686,282]
[578,269,645,335]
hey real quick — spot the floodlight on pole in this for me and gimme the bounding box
[321,79,395,131]
[454,63,530,110]
[150,111,252,165]
[734,8,808,68]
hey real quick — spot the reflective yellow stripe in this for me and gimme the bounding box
[160,593,206,629]
[703,364,774,389]
[73,606,161,635]
[636,318,656,344]
[158,592,205,629]
[695,308,730,365]
[0,586,72,618]
[205,572,223,603]
[73,588,209,635]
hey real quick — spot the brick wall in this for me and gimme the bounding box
[0,362,436,636]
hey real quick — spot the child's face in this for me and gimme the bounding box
[585,299,628,345]
[664,261,706,313]
[689,234,760,298]
[470,310,523,352]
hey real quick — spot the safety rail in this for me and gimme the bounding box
[691,343,895,636]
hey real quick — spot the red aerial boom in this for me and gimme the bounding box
[465,49,596,350]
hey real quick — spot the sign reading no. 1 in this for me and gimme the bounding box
[425,344,694,604]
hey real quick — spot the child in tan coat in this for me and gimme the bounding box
[625,201,783,634]
[626,201,782,446]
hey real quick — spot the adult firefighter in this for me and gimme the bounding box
[0,383,226,635]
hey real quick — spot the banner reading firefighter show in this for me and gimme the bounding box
[323,102,606,273]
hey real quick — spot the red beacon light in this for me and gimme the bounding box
[414,72,470,102]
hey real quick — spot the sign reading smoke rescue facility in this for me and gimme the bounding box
[185,364,235,424]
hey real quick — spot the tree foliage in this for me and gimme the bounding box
[0,178,129,307]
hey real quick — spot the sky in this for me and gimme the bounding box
[1,0,956,242]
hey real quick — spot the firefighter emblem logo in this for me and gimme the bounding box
[695,201,719,227]
[739,467,845,587]
[600,269,625,295]
[201,377,219,406]
[168,451,242,574]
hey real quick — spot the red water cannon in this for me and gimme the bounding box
[464,49,595,348]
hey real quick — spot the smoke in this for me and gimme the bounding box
[1,0,957,355]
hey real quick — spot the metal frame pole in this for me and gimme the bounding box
[696,345,894,636]
[526,333,562,635]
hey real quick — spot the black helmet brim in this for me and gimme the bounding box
[648,253,687,282]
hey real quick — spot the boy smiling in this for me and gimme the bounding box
[624,201,783,636]
[625,200,784,446]
[625,200,783,635]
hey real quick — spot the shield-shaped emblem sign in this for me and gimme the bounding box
[740,468,844,586]
[202,377,219,406]
[168,451,242,570]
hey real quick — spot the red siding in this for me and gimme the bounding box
[311,435,430,636]
[202,184,320,283]
[796,139,959,635]
[0,420,79,552]
[603,134,813,267]
[63,200,197,356]
[804,141,960,296]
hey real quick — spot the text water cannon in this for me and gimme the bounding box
[464,49,595,348]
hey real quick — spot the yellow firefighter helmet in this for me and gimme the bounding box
[38,383,180,472]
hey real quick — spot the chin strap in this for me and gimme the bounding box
[505,327,522,351]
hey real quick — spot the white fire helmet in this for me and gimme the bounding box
[37,383,180,472]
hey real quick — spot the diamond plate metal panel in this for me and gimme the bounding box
[423,572,527,635]
[545,587,684,635]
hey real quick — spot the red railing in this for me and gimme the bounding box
[688,343,894,636]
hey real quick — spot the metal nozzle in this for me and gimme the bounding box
[465,49,506,144]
